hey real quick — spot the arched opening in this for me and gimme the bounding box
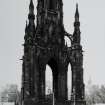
[67,63,72,100]
[64,36,71,47]
[45,65,53,95]
[45,58,58,100]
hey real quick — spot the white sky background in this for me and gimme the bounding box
[0,0,105,90]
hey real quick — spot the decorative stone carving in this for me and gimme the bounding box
[21,1,86,105]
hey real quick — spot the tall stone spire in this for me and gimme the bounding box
[22,0,86,105]
[73,3,81,45]
[75,3,79,22]
[24,0,35,45]
[29,0,34,14]
[28,0,35,25]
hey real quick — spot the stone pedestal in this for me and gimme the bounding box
[23,98,86,105]
[70,100,86,105]
[23,99,52,105]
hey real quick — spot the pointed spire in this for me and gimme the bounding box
[29,0,34,12]
[72,3,81,45]
[74,3,80,26]
[28,0,35,20]
[24,0,35,45]
[75,3,79,22]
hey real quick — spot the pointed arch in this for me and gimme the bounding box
[67,63,72,100]
[45,58,59,99]
[45,65,53,95]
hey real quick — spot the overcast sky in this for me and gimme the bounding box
[0,0,105,90]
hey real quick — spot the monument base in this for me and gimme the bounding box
[23,98,52,105]
[70,100,86,105]
[22,98,86,105]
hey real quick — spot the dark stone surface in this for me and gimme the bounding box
[21,0,86,105]
[23,99,86,105]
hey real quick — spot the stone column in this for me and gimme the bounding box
[71,66,77,101]
[38,64,45,100]
[33,56,39,101]
[23,55,31,99]
[21,58,25,101]
[22,53,34,105]
[70,44,86,105]
[70,66,86,105]
[53,70,58,100]
[57,65,67,101]
[30,48,35,97]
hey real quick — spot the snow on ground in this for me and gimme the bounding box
[94,104,105,105]
[0,102,14,105]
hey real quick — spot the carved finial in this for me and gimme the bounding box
[76,3,78,9]
[29,0,34,10]
[28,0,35,20]
[29,0,34,16]
[75,3,79,19]
[73,3,81,44]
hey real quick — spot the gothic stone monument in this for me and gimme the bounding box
[21,0,86,105]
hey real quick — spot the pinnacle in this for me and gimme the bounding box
[76,3,78,9]
[29,0,34,9]
[75,3,79,18]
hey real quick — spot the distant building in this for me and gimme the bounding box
[46,80,52,95]
[0,84,18,103]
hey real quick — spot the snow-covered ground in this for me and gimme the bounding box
[94,104,105,105]
[0,102,14,105]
